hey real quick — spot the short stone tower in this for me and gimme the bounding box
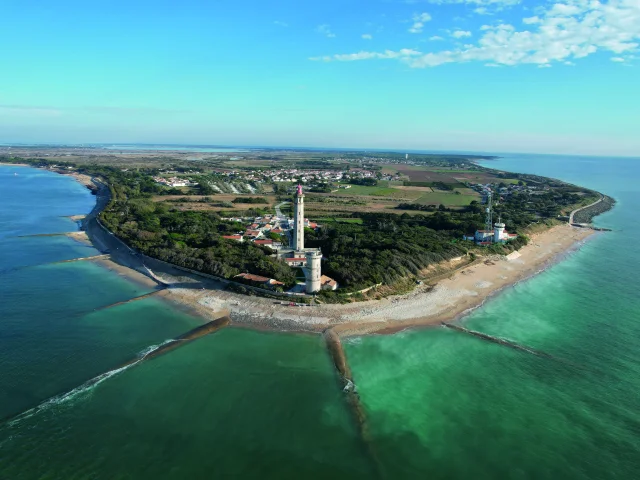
[293,185,305,252]
[305,250,322,293]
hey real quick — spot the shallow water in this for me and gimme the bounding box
[1,156,639,479]
[344,154,640,479]
[0,166,369,478]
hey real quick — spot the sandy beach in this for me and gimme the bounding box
[0,162,30,167]
[141,224,596,336]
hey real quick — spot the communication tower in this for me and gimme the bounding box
[485,191,493,233]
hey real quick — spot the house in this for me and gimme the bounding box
[475,230,493,241]
[244,230,263,239]
[253,239,274,247]
[320,275,338,291]
[234,273,284,289]
[222,235,243,242]
[285,257,307,267]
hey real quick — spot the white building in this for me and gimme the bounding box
[305,250,323,293]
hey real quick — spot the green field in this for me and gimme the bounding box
[316,217,364,224]
[335,185,398,195]
[414,191,478,206]
[334,185,423,200]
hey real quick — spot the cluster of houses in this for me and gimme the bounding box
[219,166,400,186]
[152,176,198,188]
[222,190,339,294]
[221,213,291,249]
[469,181,544,202]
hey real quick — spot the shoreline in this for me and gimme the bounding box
[50,165,599,337]
[145,223,596,336]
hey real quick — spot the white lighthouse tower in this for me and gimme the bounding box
[494,217,506,243]
[305,250,323,293]
[293,184,305,252]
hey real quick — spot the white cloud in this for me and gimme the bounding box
[313,0,640,68]
[611,57,626,61]
[316,24,336,38]
[409,12,432,33]
[362,34,373,40]
[429,35,444,41]
[452,30,472,38]
[522,16,540,24]
[310,49,422,62]
[274,21,288,27]
[474,7,491,15]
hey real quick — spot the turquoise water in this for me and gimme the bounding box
[344,154,640,478]
[1,156,639,479]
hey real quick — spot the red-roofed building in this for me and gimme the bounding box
[285,257,307,267]
[320,275,338,291]
[244,230,262,238]
[254,239,273,246]
[234,273,285,289]
[222,235,243,242]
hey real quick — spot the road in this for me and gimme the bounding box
[82,178,159,281]
[569,196,603,225]
[274,201,290,221]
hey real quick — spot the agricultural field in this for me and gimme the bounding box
[386,164,513,185]
[151,194,278,212]
[315,217,364,224]
[332,185,423,200]
[414,191,479,206]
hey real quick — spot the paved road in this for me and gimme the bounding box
[274,201,289,221]
[82,179,158,281]
[569,196,603,224]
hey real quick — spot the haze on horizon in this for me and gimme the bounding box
[1,0,639,157]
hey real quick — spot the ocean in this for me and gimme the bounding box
[0,154,639,479]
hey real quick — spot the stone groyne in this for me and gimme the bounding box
[1,316,230,427]
[324,329,385,478]
[572,195,616,225]
[129,316,230,363]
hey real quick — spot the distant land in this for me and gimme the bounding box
[0,144,614,335]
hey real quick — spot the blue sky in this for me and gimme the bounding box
[1,0,639,155]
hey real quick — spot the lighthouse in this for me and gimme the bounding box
[494,219,506,243]
[293,184,305,252]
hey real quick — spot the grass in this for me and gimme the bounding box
[414,191,478,206]
[335,185,399,195]
[333,185,423,200]
[315,217,364,224]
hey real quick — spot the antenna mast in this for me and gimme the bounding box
[485,191,493,232]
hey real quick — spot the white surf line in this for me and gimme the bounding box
[4,340,173,428]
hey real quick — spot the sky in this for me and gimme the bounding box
[0,0,639,156]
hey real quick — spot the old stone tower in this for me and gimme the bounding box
[305,250,322,293]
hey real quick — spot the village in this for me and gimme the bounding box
[221,186,338,295]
